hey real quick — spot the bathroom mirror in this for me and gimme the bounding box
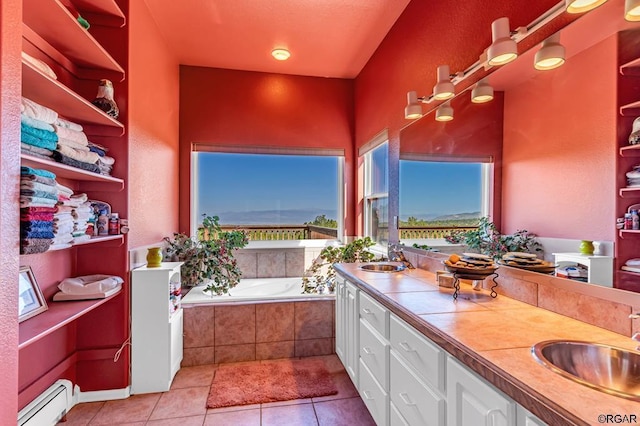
[398,1,639,289]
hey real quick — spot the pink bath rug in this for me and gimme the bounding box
[207,358,338,408]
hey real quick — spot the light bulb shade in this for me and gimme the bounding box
[626,0,640,21]
[435,103,454,122]
[534,33,565,70]
[404,91,423,119]
[471,80,494,104]
[433,65,455,100]
[271,48,291,60]
[565,0,607,13]
[487,17,518,66]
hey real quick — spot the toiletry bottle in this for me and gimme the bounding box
[625,213,633,230]
[98,209,109,235]
[109,212,120,235]
[632,210,639,230]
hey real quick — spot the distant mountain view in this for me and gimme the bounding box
[399,211,481,227]
[212,208,337,225]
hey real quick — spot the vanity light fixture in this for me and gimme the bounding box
[435,102,454,122]
[565,0,608,14]
[471,79,494,103]
[487,17,518,66]
[433,65,455,100]
[404,91,424,119]
[534,33,565,70]
[625,0,640,21]
[271,48,291,61]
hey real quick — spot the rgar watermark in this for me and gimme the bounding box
[598,414,638,424]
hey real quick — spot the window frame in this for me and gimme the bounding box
[361,131,389,247]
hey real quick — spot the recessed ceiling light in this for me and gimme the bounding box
[271,48,291,61]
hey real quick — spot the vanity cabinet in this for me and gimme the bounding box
[335,276,360,386]
[131,263,184,394]
[447,356,516,426]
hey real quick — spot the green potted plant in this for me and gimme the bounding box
[302,237,382,294]
[164,214,248,295]
[444,217,542,260]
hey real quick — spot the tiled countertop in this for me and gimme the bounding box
[334,263,640,426]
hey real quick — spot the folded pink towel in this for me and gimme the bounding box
[21,97,58,124]
[53,124,88,145]
[56,117,83,132]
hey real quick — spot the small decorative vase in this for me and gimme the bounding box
[579,240,594,255]
[146,247,163,267]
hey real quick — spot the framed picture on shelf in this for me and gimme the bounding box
[18,266,48,323]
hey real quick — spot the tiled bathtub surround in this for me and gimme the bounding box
[403,248,640,337]
[182,300,335,366]
[234,246,324,278]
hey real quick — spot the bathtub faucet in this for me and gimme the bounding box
[388,243,415,269]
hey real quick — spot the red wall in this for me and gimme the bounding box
[502,36,617,240]
[128,1,180,247]
[0,0,22,421]
[179,67,355,235]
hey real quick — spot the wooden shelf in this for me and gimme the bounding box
[48,235,125,251]
[620,99,640,117]
[619,187,640,197]
[23,0,124,81]
[19,288,121,350]
[21,154,124,189]
[620,144,640,157]
[619,229,640,238]
[620,57,640,76]
[22,60,124,135]
[73,0,126,28]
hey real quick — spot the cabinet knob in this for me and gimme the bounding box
[363,346,373,355]
[362,308,373,315]
[362,390,374,400]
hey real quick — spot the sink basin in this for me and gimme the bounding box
[359,263,405,273]
[531,340,640,401]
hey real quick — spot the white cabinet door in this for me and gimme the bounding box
[447,357,516,426]
[345,281,359,386]
[390,351,445,426]
[359,359,389,426]
[517,405,548,426]
[335,277,346,365]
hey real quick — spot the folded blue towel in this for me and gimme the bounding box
[20,229,55,239]
[21,122,58,142]
[20,131,58,151]
[20,189,58,201]
[21,220,54,232]
[88,145,106,157]
[21,166,56,179]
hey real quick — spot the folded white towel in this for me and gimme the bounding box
[56,117,83,132]
[57,144,100,164]
[53,124,88,145]
[21,114,55,132]
[98,155,116,166]
[58,275,123,295]
[22,51,57,80]
[21,97,58,124]
[57,136,90,151]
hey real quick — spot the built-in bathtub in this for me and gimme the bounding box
[180,277,335,366]
[181,277,334,305]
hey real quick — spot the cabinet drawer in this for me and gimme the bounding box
[359,359,389,426]
[360,318,389,390]
[390,351,445,426]
[390,314,445,392]
[390,402,410,426]
[359,291,389,337]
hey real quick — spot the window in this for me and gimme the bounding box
[363,142,389,245]
[193,151,343,241]
[399,159,491,242]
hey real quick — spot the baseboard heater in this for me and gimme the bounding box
[18,379,73,426]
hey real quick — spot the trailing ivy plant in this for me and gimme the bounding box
[164,214,249,295]
[302,237,381,294]
[444,217,542,260]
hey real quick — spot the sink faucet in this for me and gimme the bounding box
[388,243,415,269]
[629,313,640,350]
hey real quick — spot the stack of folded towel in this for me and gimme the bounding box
[21,97,58,160]
[20,97,118,177]
[628,165,640,187]
[50,182,75,251]
[20,166,57,254]
[60,193,93,244]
